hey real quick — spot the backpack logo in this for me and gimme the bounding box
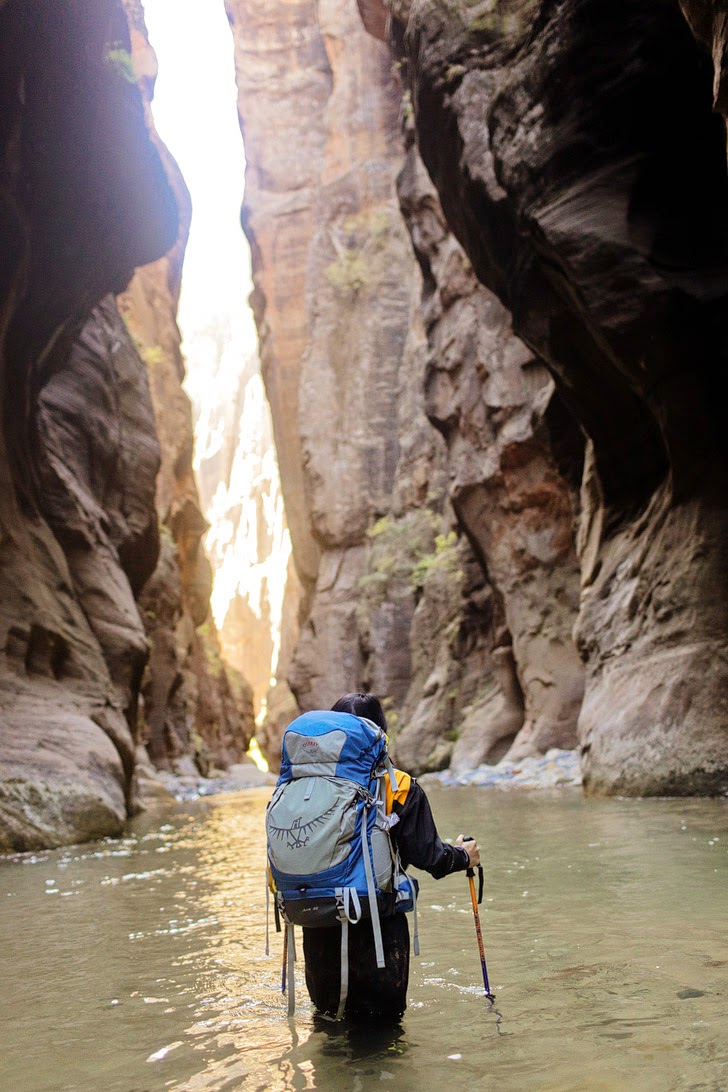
[268,803,338,849]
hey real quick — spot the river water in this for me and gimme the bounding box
[1,785,726,1092]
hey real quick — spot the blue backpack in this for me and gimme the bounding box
[265,710,418,1017]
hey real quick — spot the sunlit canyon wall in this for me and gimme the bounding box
[230,0,727,794]
[119,0,255,780]
[0,0,253,851]
[187,318,296,737]
[225,0,584,774]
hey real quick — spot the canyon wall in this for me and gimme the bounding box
[226,0,583,772]
[120,1,255,777]
[374,0,728,794]
[188,326,293,729]
[0,0,251,851]
[231,0,726,794]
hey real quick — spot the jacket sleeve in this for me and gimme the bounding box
[391,779,470,879]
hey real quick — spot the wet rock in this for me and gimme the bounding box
[152,759,275,803]
[427,748,582,791]
[0,695,128,852]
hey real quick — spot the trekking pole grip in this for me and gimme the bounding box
[463,835,475,878]
[463,836,484,903]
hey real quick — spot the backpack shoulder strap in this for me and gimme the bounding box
[385,767,411,813]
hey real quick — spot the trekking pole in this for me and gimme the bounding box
[463,836,495,1003]
[282,924,288,995]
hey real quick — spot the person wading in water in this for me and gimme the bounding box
[300,692,481,1022]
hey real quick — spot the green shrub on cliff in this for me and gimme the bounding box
[325,208,394,296]
[357,509,440,611]
[105,47,137,85]
[141,344,164,369]
[325,249,368,295]
[411,530,462,590]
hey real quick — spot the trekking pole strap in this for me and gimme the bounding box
[411,876,420,956]
[464,837,484,903]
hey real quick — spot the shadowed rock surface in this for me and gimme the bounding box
[380,0,728,793]
[0,0,252,850]
[396,129,584,763]
[0,0,177,849]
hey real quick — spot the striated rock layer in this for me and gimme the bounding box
[225,0,474,765]
[119,1,254,775]
[381,0,728,794]
[0,0,253,850]
[227,0,584,773]
[0,0,177,848]
[396,126,584,764]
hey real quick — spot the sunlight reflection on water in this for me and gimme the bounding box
[1,787,726,1092]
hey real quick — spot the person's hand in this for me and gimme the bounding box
[456,833,481,868]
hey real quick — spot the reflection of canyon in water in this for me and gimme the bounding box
[144,0,291,717]
[1,788,726,1090]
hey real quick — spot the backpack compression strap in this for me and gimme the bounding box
[286,923,296,1017]
[361,802,386,969]
[335,887,362,1020]
[332,807,385,1021]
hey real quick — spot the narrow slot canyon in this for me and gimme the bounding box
[1,0,727,853]
[1,2,727,1087]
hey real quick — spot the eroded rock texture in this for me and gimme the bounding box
[0,0,252,850]
[227,0,584,774]
[384,0,728,794]
[397,130,584,764]
[226,0,423,732]
[119,1,254,774]
[0,0,176,848]
[226,0,484,768]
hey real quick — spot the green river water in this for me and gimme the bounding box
[1,785,726,1092]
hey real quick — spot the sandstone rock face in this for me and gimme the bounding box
[119,0,255,773]
[227,0,421,718]
[0,0,177,849]
[0,0,253,850]
[225,0,329,592]
[227,0,591,775]
[385,0,728,793]
[397,136,584,762]
[228,0,530,777]
[191,342,293,724]
[679,1,728,118]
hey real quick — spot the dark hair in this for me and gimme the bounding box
[331,692,388,731]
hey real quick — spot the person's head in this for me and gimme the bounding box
[331,692,388,731]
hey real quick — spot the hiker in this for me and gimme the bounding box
[269,692,481,1022]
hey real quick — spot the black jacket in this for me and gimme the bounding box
[390,778,470,878]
